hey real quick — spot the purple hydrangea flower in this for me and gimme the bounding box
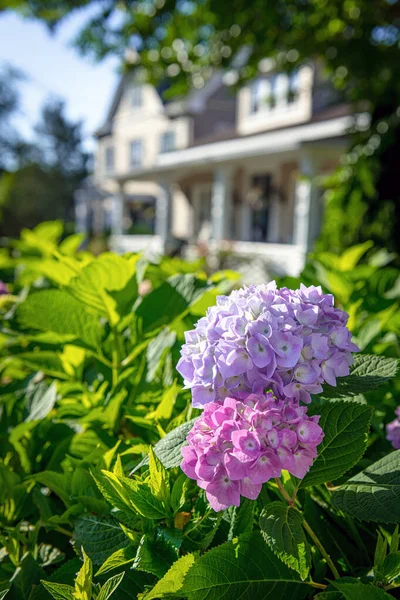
[181,392,324,511]
[0,281,9,295]
[177,282,359,407]
[386,406,400,449]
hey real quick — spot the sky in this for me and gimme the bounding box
[0,9,120,151]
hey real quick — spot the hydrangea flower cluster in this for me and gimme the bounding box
[181,392,324,511]
[177,282,359,407]
[386,406,400,449]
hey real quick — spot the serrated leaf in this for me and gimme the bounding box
[320,355,398,399]
[96,546,137,577]
[131,418,197,473]
[74,515,130,566]
[182,532,311,600]
[67,254,138,325]
[98,471,166,519]
[132,534,177,579]
[41,581,74,600]
[16,289,102,351]
[259,502,310,580]
[301,400,372,487]
[74,549,92,600]
[332,450,400,523]
[331,580,393,599]
[141,554,195,600]
[227,498,255,540]
[136,274,211,331]
[97,573,125,600]
[148,448,169,503]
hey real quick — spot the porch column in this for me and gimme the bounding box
[211,166,233,241]
[293,152,318,251]
[111,184,125,235]
[156,178,172,250]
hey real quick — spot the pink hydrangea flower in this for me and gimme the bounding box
[177,282,359,407]
[386,406,400,449]
[181,392,324,511]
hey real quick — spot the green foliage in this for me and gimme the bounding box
[182,532,311,599]
[1,224,400,599]
[332,451,400,523]
[301,400,373,487]
[259,502,311,580]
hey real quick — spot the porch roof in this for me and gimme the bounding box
[116,113,368,183]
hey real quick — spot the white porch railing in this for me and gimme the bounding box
[109,234,163,255]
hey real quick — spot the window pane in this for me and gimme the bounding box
[132,86,142,108]
[160,131,175,153]
[130,140,142,166]
[105,146,114,173]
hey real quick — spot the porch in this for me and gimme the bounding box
[109,117,349,280]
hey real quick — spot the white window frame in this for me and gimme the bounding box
[130,139,143,167]
[131,85,142,108]
[104,145,115,174]
[160,130,176,154]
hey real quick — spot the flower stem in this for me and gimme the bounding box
[303,519,340,580]
[275,478,295,506]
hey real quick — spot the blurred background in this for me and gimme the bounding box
[0,0,399,282]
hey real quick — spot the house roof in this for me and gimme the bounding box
[116,111,368,182]
[94,71,229,138]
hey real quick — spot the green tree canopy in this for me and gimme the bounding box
[3,0,400,252]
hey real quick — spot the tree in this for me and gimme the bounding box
[0,98,89,236]
[4,0,400,251]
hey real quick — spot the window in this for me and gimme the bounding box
[131,85,142,108]
[105,146,114,173]
[130,139,143,167]
[160,131,175,153]
[288,71,299,103]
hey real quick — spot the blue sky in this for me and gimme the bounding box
[0,10,120,150]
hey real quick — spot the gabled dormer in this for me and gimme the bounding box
[237,65,314,135]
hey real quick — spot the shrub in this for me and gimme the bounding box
[0,224,399,599]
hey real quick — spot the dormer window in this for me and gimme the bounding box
[160,131,175,153]
[130,139,143,167]
[249,71,299,114]
[131,85,142,108]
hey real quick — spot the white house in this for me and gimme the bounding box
[76,64,363,278]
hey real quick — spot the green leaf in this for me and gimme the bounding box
[16,289,102,350]
[331,580,393,599]
[40,581,74,600]
[338,241,374,271]
[25,382,57,422]
[95,546,137,577]
[320,355,398,399]
[332,451,400,523]
[382,551,400,583]
[131,418,198,473]
[182,532,311,600]
[74,515,130,566]
[96,470,166,519]
[227,498,255,540]
[146,329,176,383]
[136,275,210,331]
[301,400,372,487]
[148,447,169,503]
[97,573,125,600]
[10,554,45,600]
[74,549,92,600]
[0,591,9,600]
[67,254,138,325]
[141,554,195,600]
[259,502,311,580]
[132,534,177,579]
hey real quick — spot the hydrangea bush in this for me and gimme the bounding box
[1,226,400,599]
[177,282,359,407]
[181,392,323,511]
